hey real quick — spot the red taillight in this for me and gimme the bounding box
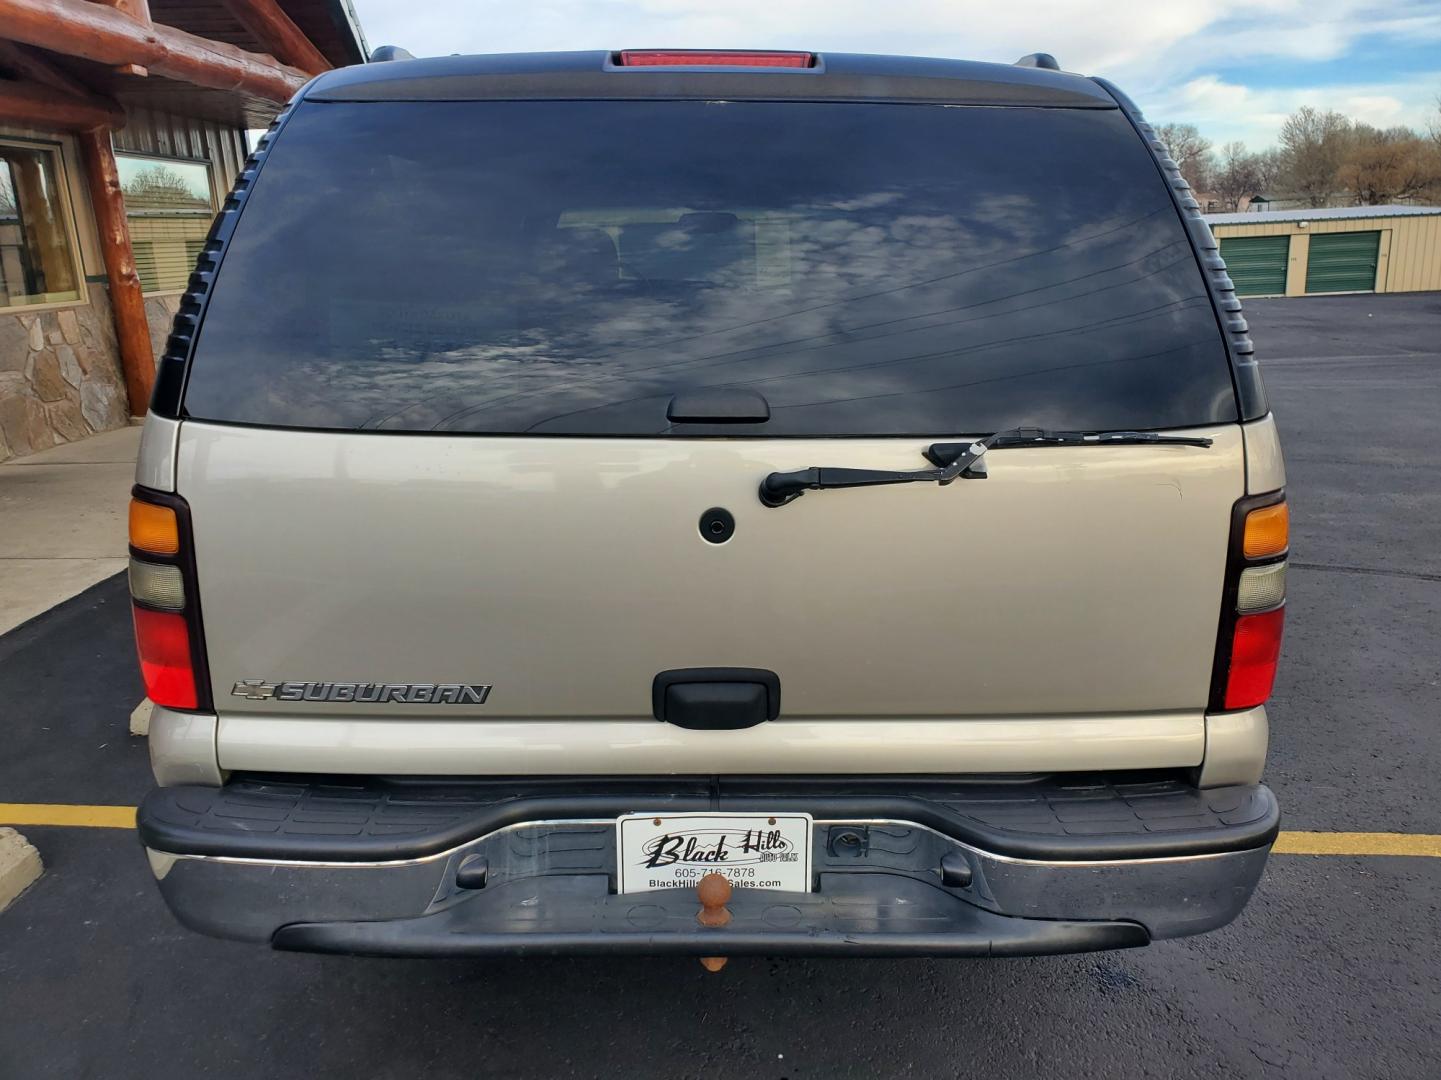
[618,50,813,68]
[133,605,198,709]
[1224,607,1285,710]
[129,486,208,710]
[1211,492,1288,712]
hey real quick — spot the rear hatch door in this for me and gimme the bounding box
[176,94,1244,725]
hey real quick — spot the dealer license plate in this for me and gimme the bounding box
[616,812,813,894]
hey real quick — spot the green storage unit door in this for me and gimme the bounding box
[1220,235,1290,296]
[1305,231,1380,294]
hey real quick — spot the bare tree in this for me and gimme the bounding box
[122,164,206,207]
[0,161,16,214]
[1155,122,1214,192]
[1428,93,1441,191]
[1337,124,1441,204]
[1279,107,1351,207]
[1251,148,1285,197]
[1131,100,1441,210]
[1427,94,1441,203]
[1212,142,1262,211]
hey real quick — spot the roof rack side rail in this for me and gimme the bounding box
[1014,52,1060,70]
[369,45,416,63]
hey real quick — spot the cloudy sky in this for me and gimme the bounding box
[347,0,1441,149]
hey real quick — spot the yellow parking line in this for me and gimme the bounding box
[0,804,136,829]
[0,806,1438,857]
[1272,831,1441,858]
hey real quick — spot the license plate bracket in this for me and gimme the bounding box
[616,812,813,894]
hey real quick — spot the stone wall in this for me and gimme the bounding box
[0,284,132,462]
[145,295,181,368]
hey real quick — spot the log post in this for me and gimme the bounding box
[78,127,155,416]
[12,155,79,296]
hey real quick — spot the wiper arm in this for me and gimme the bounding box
[759,435,995,508]
[758,428,1213,508]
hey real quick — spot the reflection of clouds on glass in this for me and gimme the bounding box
[824,191,905,212]
[188,101,1235,437]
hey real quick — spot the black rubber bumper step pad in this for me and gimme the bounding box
[139,775,1279,863]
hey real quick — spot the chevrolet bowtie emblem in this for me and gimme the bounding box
[230,679,278,700]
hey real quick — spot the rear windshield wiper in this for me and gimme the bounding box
[758,428,1213,507]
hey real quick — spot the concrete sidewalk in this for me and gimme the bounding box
[0,424,139,636]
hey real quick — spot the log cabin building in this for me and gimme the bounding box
[0,0,367,461]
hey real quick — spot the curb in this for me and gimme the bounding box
[0,828,43,914]
[130,698,153,737]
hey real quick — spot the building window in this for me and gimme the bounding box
[116,153,215,294]
[0,141,83,310]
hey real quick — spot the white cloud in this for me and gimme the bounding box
[349,0,1441,146]
[1152,72,1441,146]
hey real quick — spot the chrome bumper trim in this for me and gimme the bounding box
[146,818,1270,947]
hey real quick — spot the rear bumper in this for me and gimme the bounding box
[139,776,1277,957]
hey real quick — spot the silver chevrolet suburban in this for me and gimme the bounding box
[129,49,1287,959]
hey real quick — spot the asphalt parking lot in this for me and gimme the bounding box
[2,291,1439,1079]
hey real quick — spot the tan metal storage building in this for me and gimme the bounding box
[1205,205,1441,298]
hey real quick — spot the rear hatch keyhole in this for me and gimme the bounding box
[700,507,735,544]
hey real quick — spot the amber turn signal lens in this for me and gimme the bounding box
[129,498,179,555]
[1243,502,1288,559]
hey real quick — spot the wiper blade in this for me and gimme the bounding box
[759,428,1213,508]
[924,427,1213,466]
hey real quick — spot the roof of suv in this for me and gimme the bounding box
[303,50,1118,108]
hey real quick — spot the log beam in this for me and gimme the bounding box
[96,0,153,76]
[0,80,125,130]
[0,0,309,101]
[218,0,331,76]
[0,38,99,99]
[78,127,156,416]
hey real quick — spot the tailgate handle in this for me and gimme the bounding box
[652,668,781,730]
[666,388,770,424]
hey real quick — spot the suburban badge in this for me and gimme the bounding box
[230,680,491,704]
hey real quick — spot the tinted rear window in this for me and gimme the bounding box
[184,100,1236,436]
